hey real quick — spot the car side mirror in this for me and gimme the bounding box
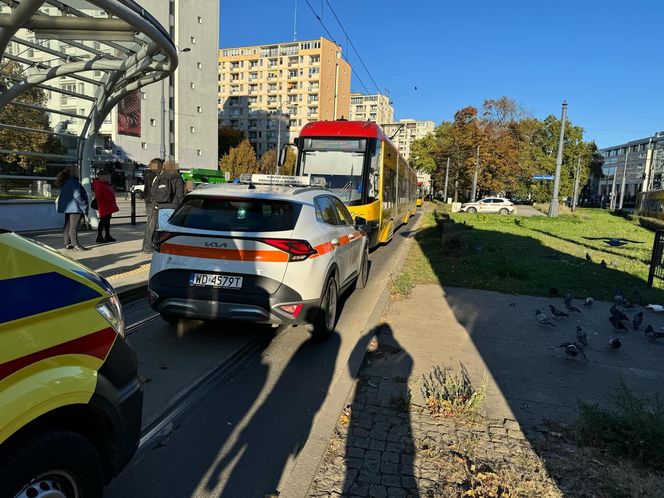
[354,216,367,228]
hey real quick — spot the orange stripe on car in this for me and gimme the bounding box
[0,327,117,382]
[311,231,364,258]
[161,242,289,262]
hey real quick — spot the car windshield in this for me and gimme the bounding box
[299,138,366,204]
[169,196,302,232]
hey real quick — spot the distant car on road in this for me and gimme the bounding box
[130,183,144,199]
[460,197,515,215]
[147,174,370,339]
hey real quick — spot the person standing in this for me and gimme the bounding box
[55,166,89,251]
[153,162,185,230]
[92,172,119,243]
[142,158,162,253]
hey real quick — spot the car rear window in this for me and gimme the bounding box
[169,196,302,232]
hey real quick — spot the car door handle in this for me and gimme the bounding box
[331,238,340,247]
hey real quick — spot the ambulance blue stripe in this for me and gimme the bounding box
[0,272,102,323]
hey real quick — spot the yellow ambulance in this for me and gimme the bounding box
[0,229,143,497]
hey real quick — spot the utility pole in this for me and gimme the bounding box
[443,157,450,203]
[572,154,581,212]
[160,78,166,160]
[471,145,479,201]
[618,151,629,210]
[609,162,618,211]
[548,100,567,217]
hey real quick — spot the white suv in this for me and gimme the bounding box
[148,176,370,338]
[460,197,515,214]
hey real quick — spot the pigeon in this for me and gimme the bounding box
[551,342,588,361]
[585,253,592,262]
[646,304,664,313]
[644,324,664,341]
[549,304,568,318]
[535,309,555,327]
[608,337,622,350]
[600,260,607,268]
[610,305,629,322]
[564,293,582,313]
[576,326,588,346]
[632,312,643,330]
[583,297,594,307]
[610,315,628,331]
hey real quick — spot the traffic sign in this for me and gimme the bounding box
[533,175,554,181]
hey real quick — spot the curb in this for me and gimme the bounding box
[118,282,148,304]
[279,211,424,497]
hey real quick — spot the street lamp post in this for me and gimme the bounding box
[572,154,581,212]
[471,145,480,202]
[443,157,450,203]
[618,151,629,210]
[275,99,289,174]
[548,100,567,217]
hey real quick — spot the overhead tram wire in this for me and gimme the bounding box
[323,0,382,95]
[303,0,371,95]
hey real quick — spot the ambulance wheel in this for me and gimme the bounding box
[1,430,104,498]
[310,276,338,340]
[355,246,369,290]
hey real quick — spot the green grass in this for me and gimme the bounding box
[574,380,664,470]
[393,206,664,302]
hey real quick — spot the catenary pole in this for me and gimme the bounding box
[548,100,567,217]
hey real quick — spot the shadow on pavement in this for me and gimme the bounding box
[342,324,418,497]
[405,212,664,493]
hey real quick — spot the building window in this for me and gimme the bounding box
[197,149,202,156]
[141,91,147,100]
[190,36,196,44]
[197,62,202,69]
[190,126,195,134]
[141,142,148,150]
[197,106,202,113]
[150,119,156,126]
[190,82,195,89]
[197,16,203,24]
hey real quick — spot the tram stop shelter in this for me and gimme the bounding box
[0,0,177,225]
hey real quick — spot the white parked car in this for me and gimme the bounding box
[148,175,370,338]
[460,197,515,214]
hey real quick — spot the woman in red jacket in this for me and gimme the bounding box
[92,172,119,243]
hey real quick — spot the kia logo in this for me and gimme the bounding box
[204,241,228,248]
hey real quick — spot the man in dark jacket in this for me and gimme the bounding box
[142,158,185,253]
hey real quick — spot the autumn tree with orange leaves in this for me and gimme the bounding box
[410,96,603,202]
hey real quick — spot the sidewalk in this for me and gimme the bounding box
[27,222,151,296]
[307,284,664,497]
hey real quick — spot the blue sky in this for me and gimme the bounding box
[219,0,663,148]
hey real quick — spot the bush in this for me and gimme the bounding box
[421,364,487,419]
[574,380,664,470]
[631,215,664,233]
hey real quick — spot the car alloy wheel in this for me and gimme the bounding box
[467,207,477,214]
[15,471,77,498]
[499,208,509,215]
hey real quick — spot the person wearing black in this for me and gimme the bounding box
[142,158,185,253]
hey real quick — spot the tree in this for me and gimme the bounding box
[0,61,63,174]
[219,139,258,179]
[281,147,297,176]
[258,149,277,173]
[218,126,245,160]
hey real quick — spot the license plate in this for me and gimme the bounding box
[189,273,243,289]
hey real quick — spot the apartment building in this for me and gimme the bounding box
[348,93,394,124]
[381,119,435,160]
[218,37,351,155]
[1,0,219,173]
[595,132,664,203]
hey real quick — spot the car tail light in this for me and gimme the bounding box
[279,303,303,318]
[153,231,177,252]
[261,238,317,261]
